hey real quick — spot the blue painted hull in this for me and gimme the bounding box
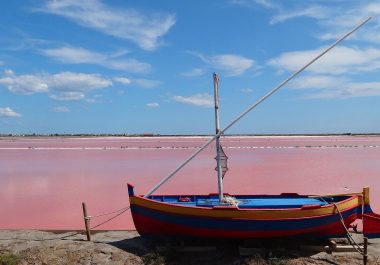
[127,184,380,239]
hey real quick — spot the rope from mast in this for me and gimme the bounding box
[144,17,372,197]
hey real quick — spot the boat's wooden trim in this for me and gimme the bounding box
[308,186,369,203]
[129,195,360,219]
[308,192,362,198]
[363,186,370,205]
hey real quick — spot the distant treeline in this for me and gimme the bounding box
[1,133,380,137]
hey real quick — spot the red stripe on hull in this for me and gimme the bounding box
[133,211,357,239]
[363,212,380,236]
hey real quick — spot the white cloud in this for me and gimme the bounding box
[46,72,112,100]
[288,74,380,99]
[265,2,379,48]
[207,54,254,76]
[230,0,278,9]
[290,75,348,90]
[42,46,104,63]
[49,91,84,100]
[53,106,70,112]
[241,88,254,93]
[4,69,13,75]
[230,0,329,24]
[47,72,110,89]
[4,38,52,52]
[193,52,254,76]
[337,82,380,98]
[0,69,49,94]
[363,3,380,16]
[180,68,206,77]
[133,79,162,88]
[230,0,378,47]
[173,94,213,108]
[316,7,379,46]
[41,46,151,73]
[105,59,150,73]
[113,77,132,85]
[268,46,380,75]
[38,0,176,51]
[146,102,159,108]
[113,77,161,88]
[311,15,374,45]
[305,81,380,99]
[0,70,112,100]
[0,107,21,117]
[270,5,330,25]
[85,98,98,103]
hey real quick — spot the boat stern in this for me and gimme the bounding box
[127,183,135,197]
[363,211,380,238]
[361,187,380,238]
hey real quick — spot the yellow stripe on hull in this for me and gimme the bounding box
[130,195,362,219]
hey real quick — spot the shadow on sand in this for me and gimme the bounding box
[106,236,344,265]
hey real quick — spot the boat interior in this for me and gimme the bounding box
[146,194,352,209]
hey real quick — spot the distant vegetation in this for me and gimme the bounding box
[1,133,380,137]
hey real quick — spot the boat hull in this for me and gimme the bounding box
[131,204,358,239]
[128,184,380,239]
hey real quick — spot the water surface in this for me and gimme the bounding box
[1,136,379,230]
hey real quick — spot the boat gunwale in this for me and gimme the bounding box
[129,193,362,220]
[131,201,360,222]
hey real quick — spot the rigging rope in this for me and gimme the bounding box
[144,17,372,197]
[316,195,366,255]
[332,201,365,255]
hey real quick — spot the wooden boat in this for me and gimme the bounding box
[127,18,380,239]
[128,185,380,239]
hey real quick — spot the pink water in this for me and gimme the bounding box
[1,136,380,230]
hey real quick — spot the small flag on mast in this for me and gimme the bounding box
[213,72,219,84]
[215,144,228,179]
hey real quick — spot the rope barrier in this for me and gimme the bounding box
[88,206,130,219]
[89,206,130,230]
[0,205,131,241]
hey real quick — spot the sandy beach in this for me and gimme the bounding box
[1,230,380,264]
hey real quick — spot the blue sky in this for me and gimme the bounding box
[0,0,380,135]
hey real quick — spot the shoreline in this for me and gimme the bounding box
[1,230,380,264]
[1,133,380,140]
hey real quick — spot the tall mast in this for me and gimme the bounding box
[213,73,224,203]
[144,17,371,198]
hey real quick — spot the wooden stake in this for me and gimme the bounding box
[363,237,368,265]
[82,202,91,241]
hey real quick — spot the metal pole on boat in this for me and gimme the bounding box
[144,17,372,197]
[213,73,224,203]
